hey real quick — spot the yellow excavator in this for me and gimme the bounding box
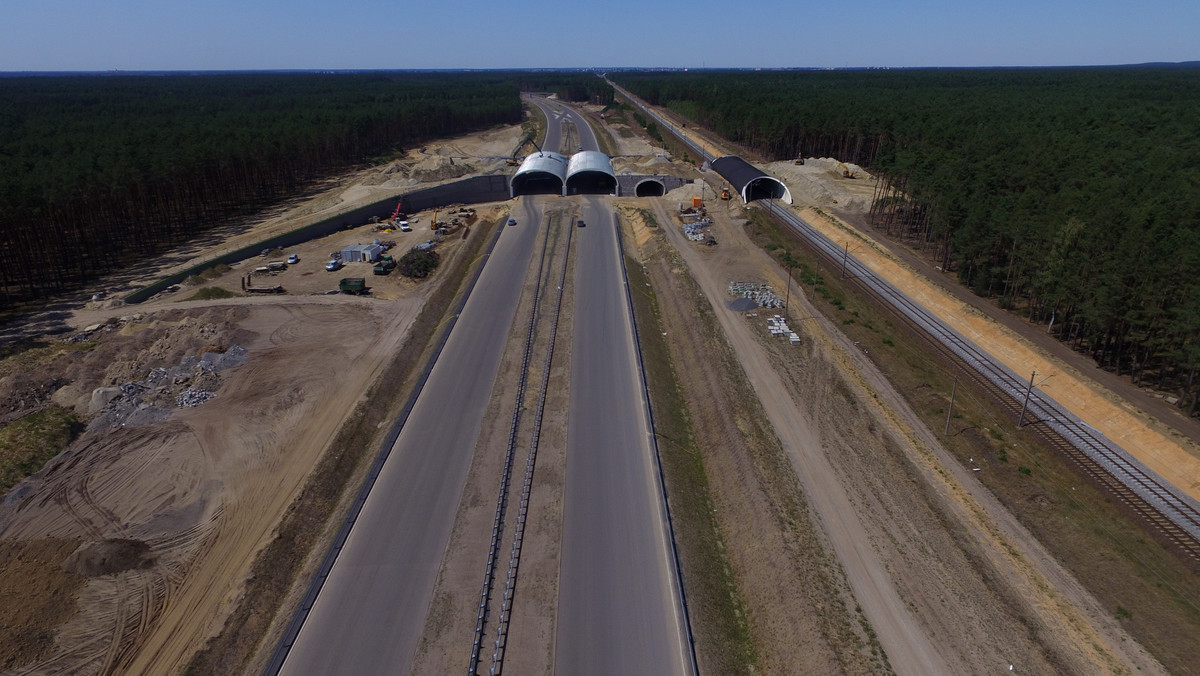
[835,162,856,179]
[719,186,732,200]
[506,134,542,166]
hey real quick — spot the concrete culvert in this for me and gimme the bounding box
[634,179,665,197]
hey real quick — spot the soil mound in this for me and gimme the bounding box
[63,538,155,577]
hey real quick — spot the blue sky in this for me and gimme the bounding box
[2,0,1197,71]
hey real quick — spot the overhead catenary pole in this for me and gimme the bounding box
[841,241,850,279]
[944,375,958,435]
[782,252,795,311]
[1018,370,1036,428]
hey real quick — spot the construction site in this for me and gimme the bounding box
[1,91,1198,676]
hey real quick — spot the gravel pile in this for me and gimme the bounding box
[176,389,214,408]
[87,345,245,430]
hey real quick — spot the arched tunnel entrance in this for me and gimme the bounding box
[634,179,665,197]
[511,151,569,198]
[565,172,617,195]
[744,176,790,202]
[511,173,564,197]
[710,155,794,204]
[565,151,617,197]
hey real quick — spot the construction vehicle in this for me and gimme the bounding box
[719,187,732,200]
[835,162,856,179]
[793,154,805,165]
[506,134,542,166]
[339,278,367,294]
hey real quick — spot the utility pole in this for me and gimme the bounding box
[944,375,958,435]
[782,252,795,311]
[1018,370,1035,428]
[841,241,850,279]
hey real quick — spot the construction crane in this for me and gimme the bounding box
[835,162,856,179]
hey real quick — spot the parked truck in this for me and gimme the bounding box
[339,277,368,295]
[373,255,397,275]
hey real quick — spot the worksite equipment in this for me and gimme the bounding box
[507,134,542,166]
[339,278,367,294]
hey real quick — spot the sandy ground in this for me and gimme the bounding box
[0,298,421,674]
[641,185,1161,673]
[0,124,525,675]
[2,93,1190,675]
[595,98,1166,672]
[778,203,1200,503]
[751,153,1200,503]
[102,124,526,302]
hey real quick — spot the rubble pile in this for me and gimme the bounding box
[176,389,215,408]
[87,345,246,431]
[63,313,147,343]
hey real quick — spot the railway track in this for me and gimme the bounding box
[468,213,573,675]
[762,199,1200,564]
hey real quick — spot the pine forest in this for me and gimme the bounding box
[612,66,1200,415]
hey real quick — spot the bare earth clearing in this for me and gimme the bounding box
[764,159,1200,503]
[598,102,1169,672]
[0,127,520,674]
[0,97,1193,676]
[631,190,1160,673]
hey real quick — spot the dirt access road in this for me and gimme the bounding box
[0,93,1185,675]
[0,124,523,674]
[634,193,1159,673]
[593,96,1164,672]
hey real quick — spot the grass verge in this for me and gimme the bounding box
[620,97,701,167]
[623,253,757,674]
[0,407,81,494]
[747,206,1200,673]
[184,217,501,674]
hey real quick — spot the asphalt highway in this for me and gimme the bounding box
[527,96,599,153]
[278,101,688,675]
[555,197,690,674]
[278,200,542,675]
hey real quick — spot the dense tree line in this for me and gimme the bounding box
[511,72,614,104]
[0,72,522,306]
[612,67,1200,414]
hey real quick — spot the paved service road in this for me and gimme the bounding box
[278,200,543,675]
[555,197,691,675]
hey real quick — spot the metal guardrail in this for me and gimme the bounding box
[614,217,701,676]
[488,213,574,675]
[467,214,553,674]
[263,214,512,676]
